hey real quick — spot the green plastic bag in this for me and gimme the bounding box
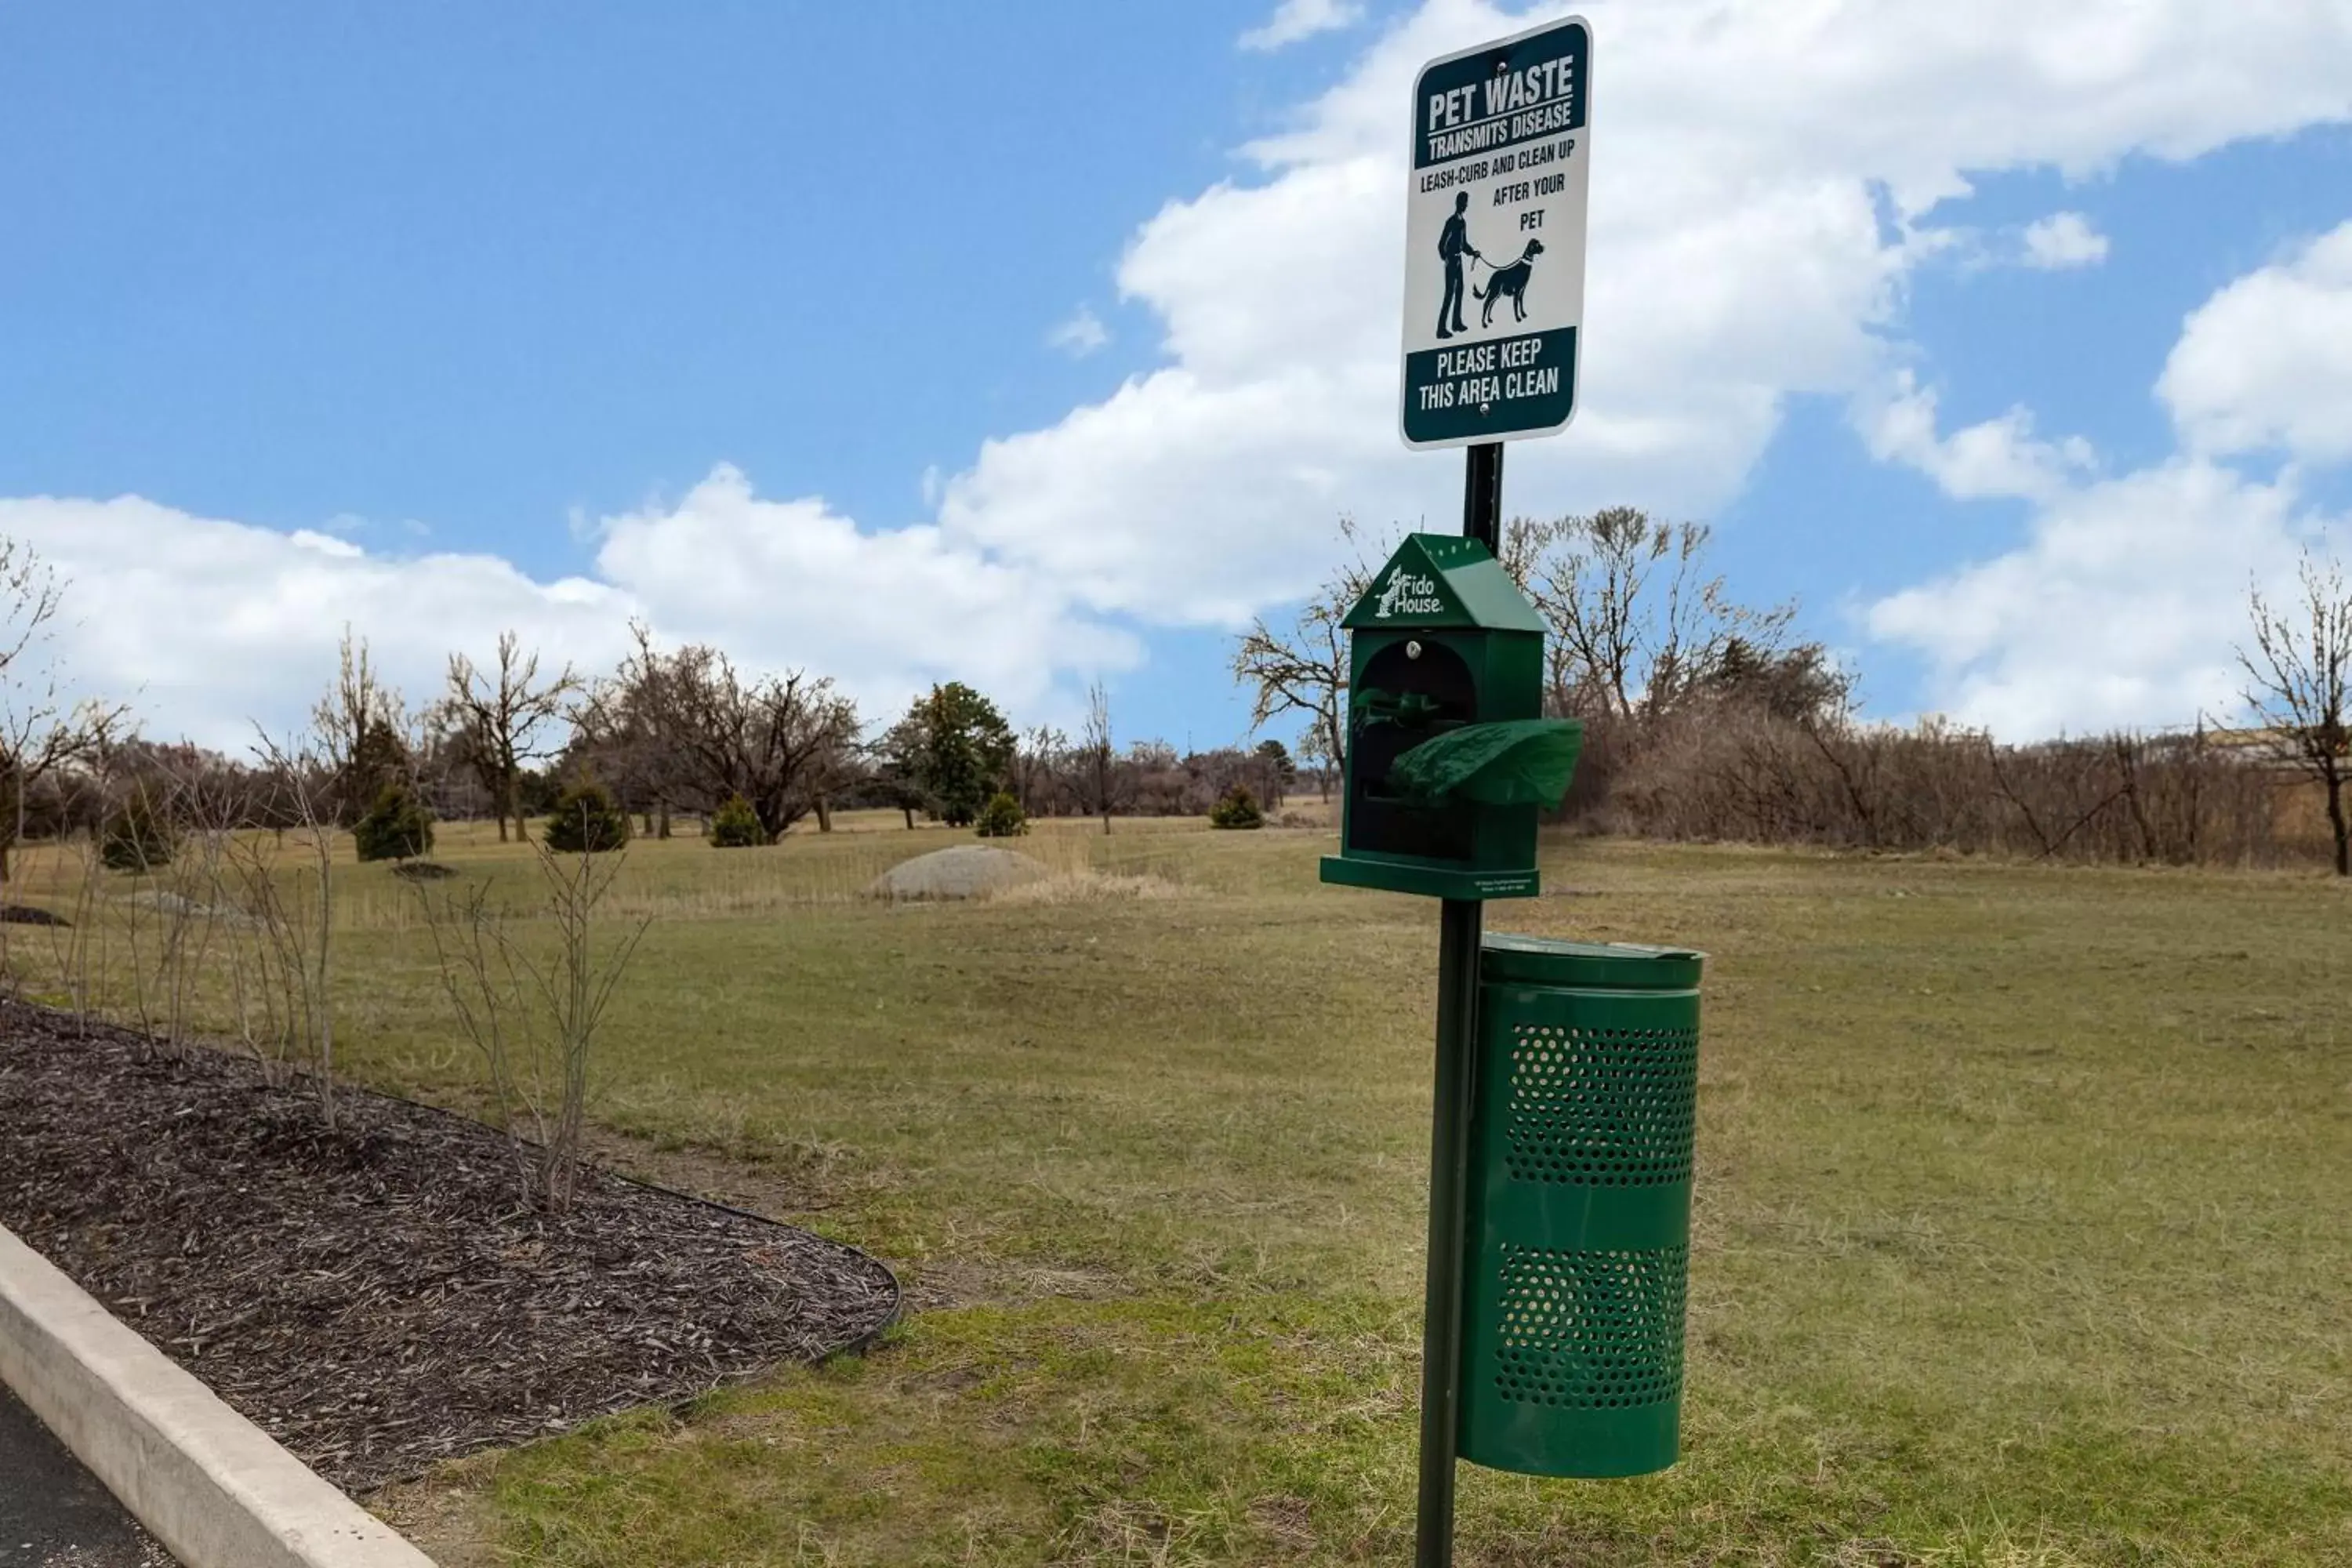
[1351,686,1446,735]
[1387,719,1584,808]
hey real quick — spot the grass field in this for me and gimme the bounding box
[10,815,2351,1566]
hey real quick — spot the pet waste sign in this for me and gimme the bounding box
[1400,15,1592,449]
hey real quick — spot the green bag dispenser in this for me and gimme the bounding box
[1457,934,1704,1479]
[1319,533,1581,902]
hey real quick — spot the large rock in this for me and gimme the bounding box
[867,845,1050,902]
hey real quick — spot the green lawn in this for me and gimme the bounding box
[17,817,2352,1565]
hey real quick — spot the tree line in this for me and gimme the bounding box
[1,517,2339,874]
[0,556,1308,869]
[1233,510,2352,873]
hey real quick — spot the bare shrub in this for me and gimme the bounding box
[218,831,299,1083]
[1601,703,2291,866]
[248,730,343,1123]
[416,837,650,1213]
[136,763,249,1054]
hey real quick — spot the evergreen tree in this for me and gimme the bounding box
[337,715,412,826]
[709,793,767,848]
[543,776,631,854]
[902,682,1015,828]
[1209,784,1265,830]
[100,792,177,871]
[1253,737,1296,807]
[974,791,1029,838]
[354,781,436,862]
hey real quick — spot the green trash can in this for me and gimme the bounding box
[1457,934,1704,1479]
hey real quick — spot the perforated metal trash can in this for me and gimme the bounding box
[1457,935,1704,1479]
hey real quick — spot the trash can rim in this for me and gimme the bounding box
[1479,931,1705,988]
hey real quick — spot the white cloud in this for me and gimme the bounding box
[2020,210,2111,269]
[932,0,2352,625]
[288,528,365,559]
[1867,238,2352,737]
[1047,305,1109,358]
[1240,0,1364,53]
[0,473,1138,752]
[0,494,633,752]
[1867,459,2332,735]
[594,466,1137,713]
[2159,220,2352,465]
[1858,371,2096,503]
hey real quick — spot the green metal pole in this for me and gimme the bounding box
[1417,895,1483,1568]
[1462,440,1503,554]
[1416,438,1504,1567]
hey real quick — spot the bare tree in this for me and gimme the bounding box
[801,713,865,833]
[870,713,928,829]
[1232,598,1348,789]
[443,631,580,843]
[2241,550,2351,876]
[568,621,670,825]
[315,628,410,825]
[1294,720,1336,803]
[1520,508,1794,721]
[0,540,122,888]
[1080,680,1120,833]
[1232,522,1391,789]
[1008,724,1068,817]
[583,624,859,841]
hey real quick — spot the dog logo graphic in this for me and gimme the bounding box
[1373,567,1445,619]
[1474,239,1546,328]
[1374,568,1415,619]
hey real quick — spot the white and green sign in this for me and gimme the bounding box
[1400,16,1592,450]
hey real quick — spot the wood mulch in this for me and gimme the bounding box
[0,1003,899,1493]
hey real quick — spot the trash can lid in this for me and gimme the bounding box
[1480,932,1705,990]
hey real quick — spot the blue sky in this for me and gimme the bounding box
[2,3,1289,560]
[3,1,2349,751]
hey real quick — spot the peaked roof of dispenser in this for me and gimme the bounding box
[1341,533,1545,632]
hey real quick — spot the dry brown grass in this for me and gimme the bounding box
[985,869,1187,906]
[16,820,2351,1565]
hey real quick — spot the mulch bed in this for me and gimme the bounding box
[0,1003,899,1492]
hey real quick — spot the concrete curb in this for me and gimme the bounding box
[0,1223,436,1568]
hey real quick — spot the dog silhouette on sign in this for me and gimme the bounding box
[1474,239,1545,328]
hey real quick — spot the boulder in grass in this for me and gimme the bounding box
[123,889,249,924]
[867,845,1050,902]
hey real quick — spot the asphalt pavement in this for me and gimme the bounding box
[0,1385,174,1567]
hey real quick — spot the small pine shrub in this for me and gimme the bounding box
[709,793,767,848]
[543,778,631,855]
[974,791,1029,838]
[1208,785,1265,830]
[354,782,435,862]
[100,794,176,872]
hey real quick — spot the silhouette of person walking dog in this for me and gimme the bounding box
[1436,193,1480,339]
[1436,191,1545,338]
